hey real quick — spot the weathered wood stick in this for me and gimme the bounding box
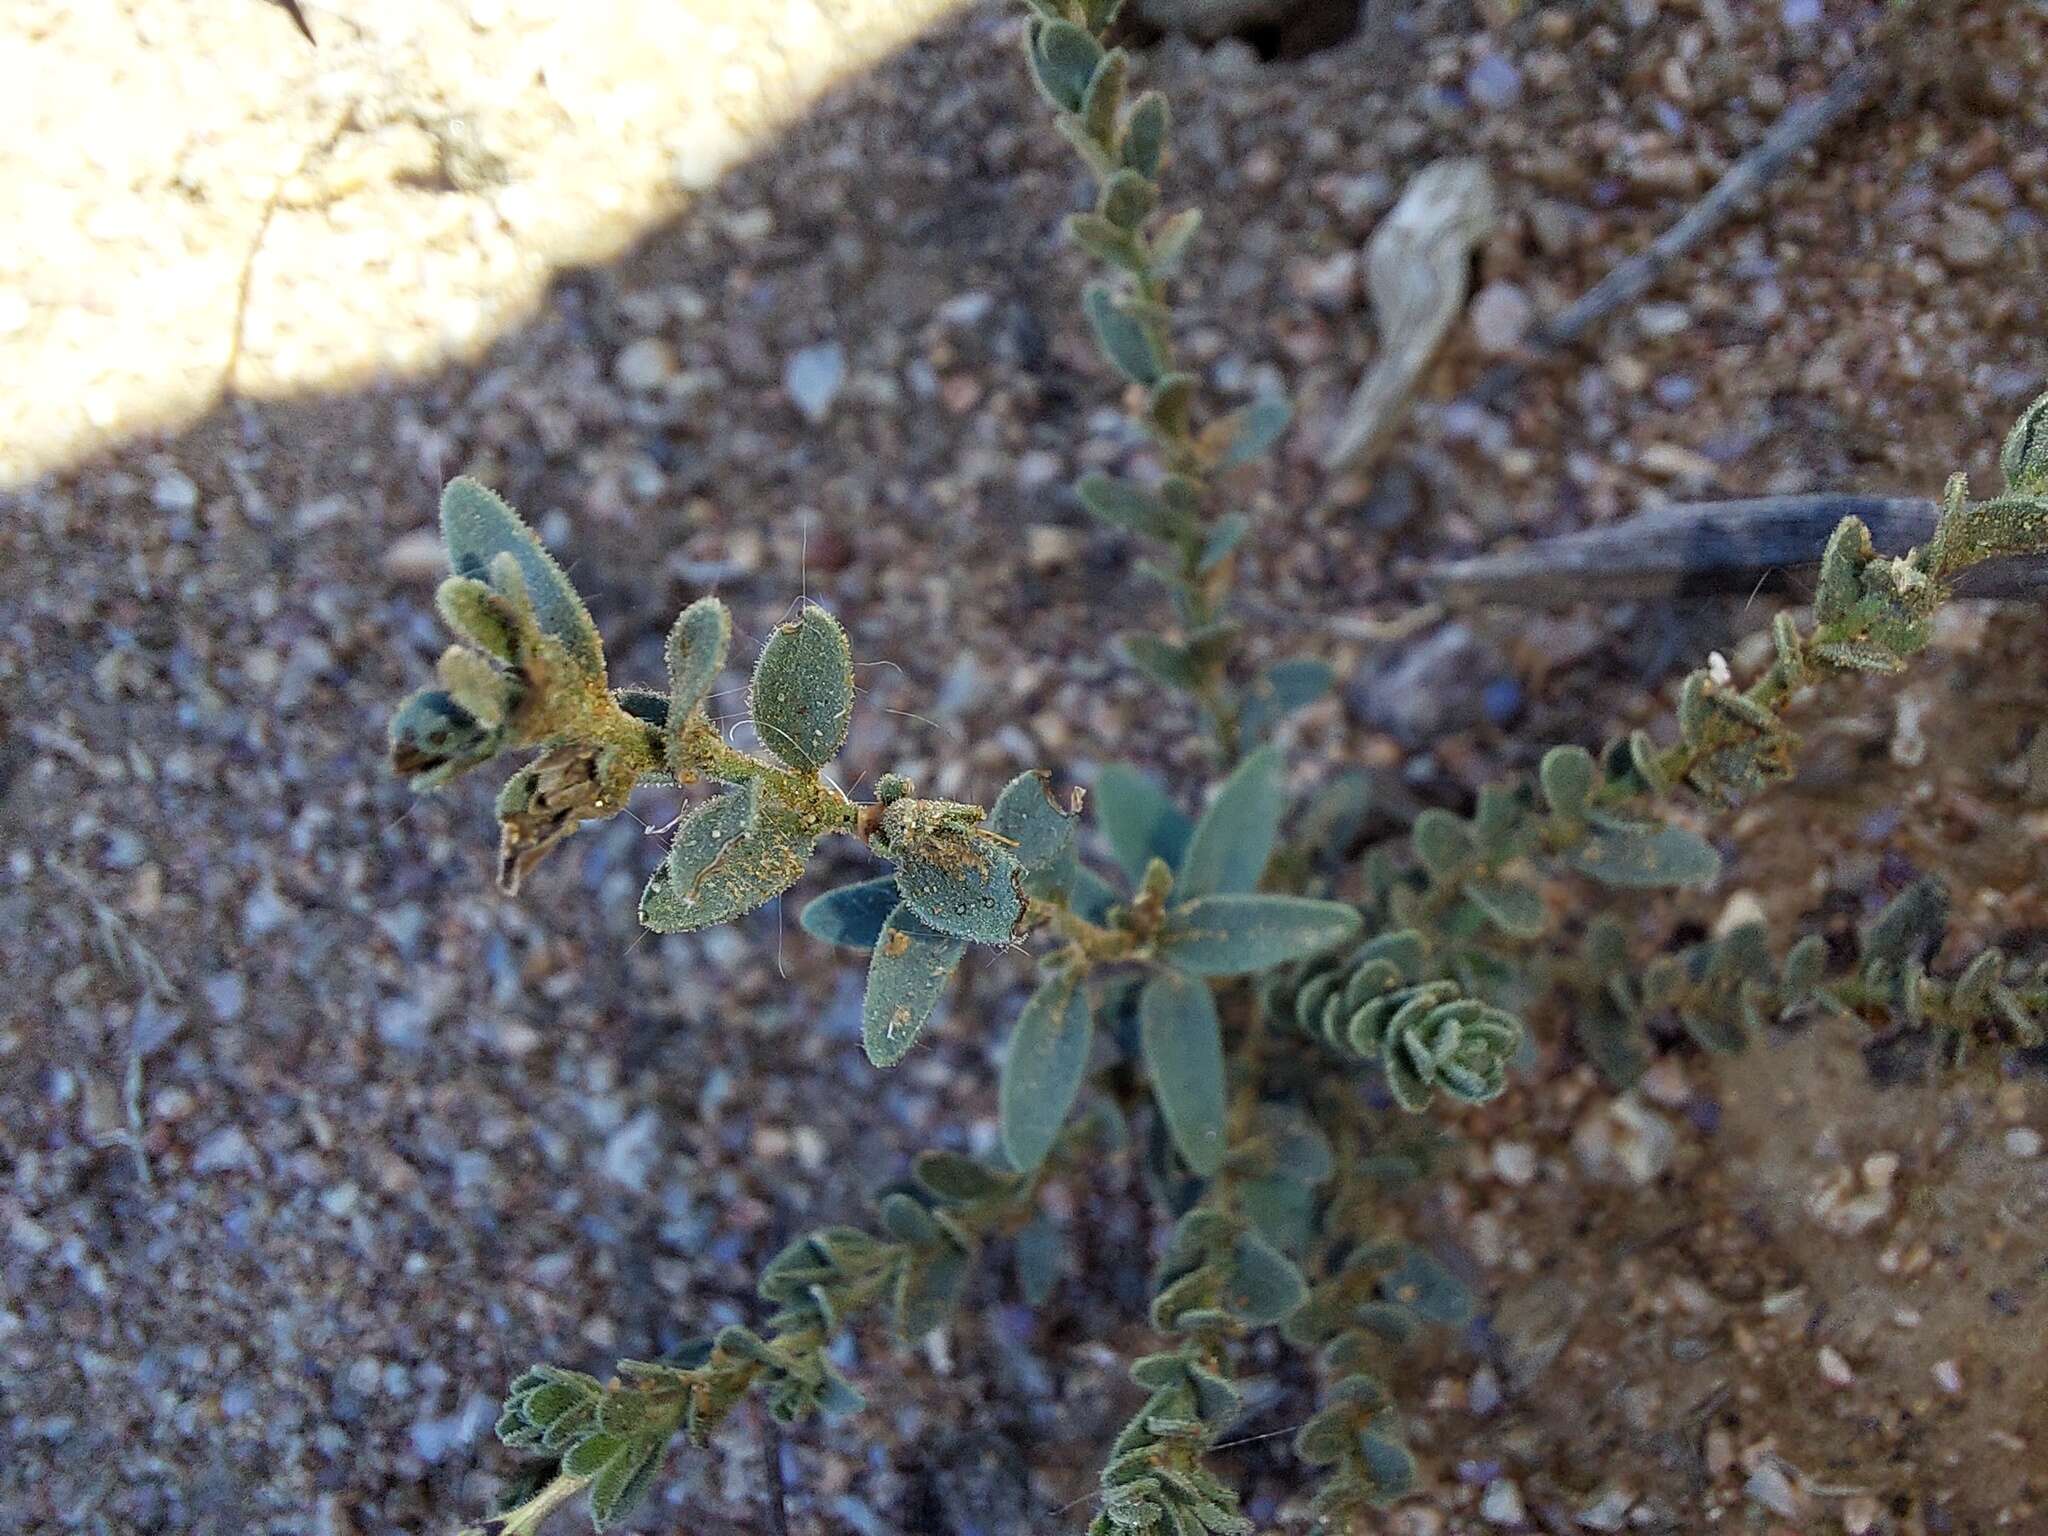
[1426,494,2048,608]
[1461,51,1884,411]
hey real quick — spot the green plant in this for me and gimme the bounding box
[393,8,2048,1533]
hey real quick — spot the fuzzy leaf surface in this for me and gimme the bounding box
[666,595,731,725]
[863,904,967,1066]
[1161,894,1361,976]
[639,783,815,932]
[439,478,603,680]
[1139,968,1228,1175]
[1566,815,1720,889]
[1095,764,1193,883]
[799,877,901,950]
[1175,744,1284,900]
[749,604,854,771]
[1001,973,1095,1170]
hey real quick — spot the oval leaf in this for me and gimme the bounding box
[749,604,854,771]
[1218,394,1292,467]
[1082,281,1162,385]
[1161,894,1361,976]
[863,904,967,1066]
[1566,815,1720,889]
[1095,764,1193,883]
[639,784,816,933]
[1001,974,1096,1171]
[990,769,1081,874]
[439,478,603,680]
[1139,969,1228,1176]
[893,839,1023,944]
[1176,744,1284,900]
[799,877,901,950]
[1465,877,1546,939]
[666,595,731,726]
[1226,1228,1306,1325]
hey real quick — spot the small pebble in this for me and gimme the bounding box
[1817,1346,1854,1387]
[1932,1359,1963,1396]
[1470,282,1533,354]
[1480,1477,1525,1525]
[784,341,847,423]
[2003,1127,2043,1158]
[1576,1487,1634,1530]
[152,469,200,513]
[1466,53,1523,111]
[1744,1461,1803,1519]
[613,336,675,392]
[1491,1140,1538,1186]
[1468,1365,1503,1416]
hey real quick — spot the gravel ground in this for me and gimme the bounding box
[5,2,2048,1534]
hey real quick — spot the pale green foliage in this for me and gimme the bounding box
[861,905,967,1067]
[1001,972,1095,1169]
[1570,875,2048,1087]
[749,605,854,770]
[1140,968,1229,1175]
[392,10,2048,1533]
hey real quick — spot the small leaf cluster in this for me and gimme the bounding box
[1572,877,2048,1087]
[392,481,1050,1005]
[1024,0,1325,754]
[809,745,1358,1170]
[1086,1205,1305,1536]
[1266,930,1523,1112]
[484,1147,1047,1533]
[1285,1241,1474,1520]
[803,769,1078,1066]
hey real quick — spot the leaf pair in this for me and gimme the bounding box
[1097,749,1360,1173]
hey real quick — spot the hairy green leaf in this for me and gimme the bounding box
[1216,395,1292,467]
[1225,1229,1306,1325]
[439,477,603,680]
[1002,973,1096,1170]
[1028,19,1102,114]
[1176,744,1284,900]
[1150,207,1201,274]
[589,1437,664,1531]
[1566,814,1720,889]
[1081,47,1128,145]
[1161,894,1361,976]
[750,604,854,771]
[991,769,1082,875]
[435,575,519,662]
[1139,968,1228,1176]
[894,1244,972,1340]
[1120,90,1169,179]
[892,838,1023,944]
[913,1150,1018,1203]
[1123,632,1205,692]
[1096,764,1193,882]
[1100,168,1158,232]
[639,782,817,932]
[1466,877,1545,939]
[863,904,967,1066]
[1538,743,1596,818]
[389,687,503,791]
[1083,281,1163,385]
[1014,1211,1065,1305]
[1238,656,1332,741]
[1078,472,1186,541]
[666,595,731,727]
